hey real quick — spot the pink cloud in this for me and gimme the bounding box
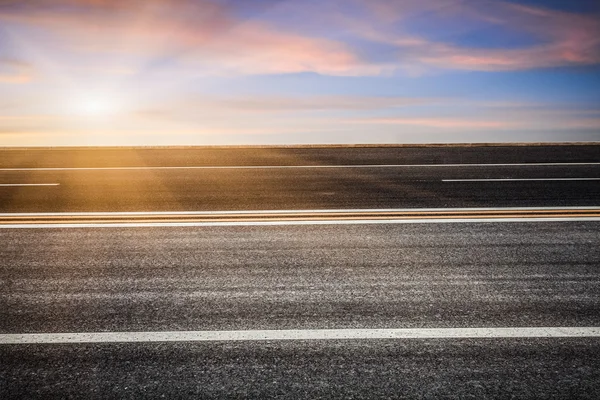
[189,96,431,112]
[193,23,378,76]
[407,40,600,72]
[0,60,34,84]
[0,0,377,76]
[352,117,510,129]
[0,0,598,79]
[353,0,600,71]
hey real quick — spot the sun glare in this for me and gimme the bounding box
[71,94,122,119]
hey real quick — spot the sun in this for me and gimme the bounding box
[79,98,114,116]
[71,93,124,119]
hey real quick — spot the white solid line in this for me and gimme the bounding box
[444,178,600,182]
[1,162,600,171]
[1,327,598,344]
[1,217,599,229]
[1,206,598,217]
[0,183,59,187]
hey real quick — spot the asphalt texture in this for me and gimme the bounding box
[2,340,599,399]
[1,145,599,399]
[1,145,599,212]
[2,223,600,333]
[1,222,600,398]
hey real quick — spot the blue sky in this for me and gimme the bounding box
[0,0,598,145]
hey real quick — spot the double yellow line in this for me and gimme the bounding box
[1,208,599,225]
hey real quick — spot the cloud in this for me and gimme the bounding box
[190,23,379,76]
[0,0,598,80]
[0,59,34,83]
[395,40,599,72]
[351,117,510,129]
[347,103,600,133]
[0,0,377,76]
[123,95,434,130]
[189,95,432,112]
[349,0,600,71]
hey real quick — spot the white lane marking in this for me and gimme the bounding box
[0,183,59,187]
[444,178,600,182]
[1,206,598,217]
[2,217,599,229]
[1,327,598,344]
[1,162,600,171]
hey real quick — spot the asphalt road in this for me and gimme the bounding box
[2,340,599,399]
[1,222,600,398]
[2,223,600,333]
[1,145,599,212]
[1,145,599,399]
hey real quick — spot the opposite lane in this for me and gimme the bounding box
[2,145,599,212]
[1,164,599,212]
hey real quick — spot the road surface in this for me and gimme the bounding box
[1,144,599,398]
[0,145,599,212]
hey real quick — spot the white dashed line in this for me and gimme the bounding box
[443,178,600,182]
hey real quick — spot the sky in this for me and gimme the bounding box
[0,0,599,146]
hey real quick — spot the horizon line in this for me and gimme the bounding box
[1,141,599,150]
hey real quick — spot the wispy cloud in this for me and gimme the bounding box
[351,117,510,129]
[186,95,433,113]
[0,0,377,76]
[347,0,600,71]
[2,0,598,78]
[0,59,34,83]
[0,0,598,146]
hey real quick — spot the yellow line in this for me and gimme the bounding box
[2,211,600,225]
[2,209,599,219]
